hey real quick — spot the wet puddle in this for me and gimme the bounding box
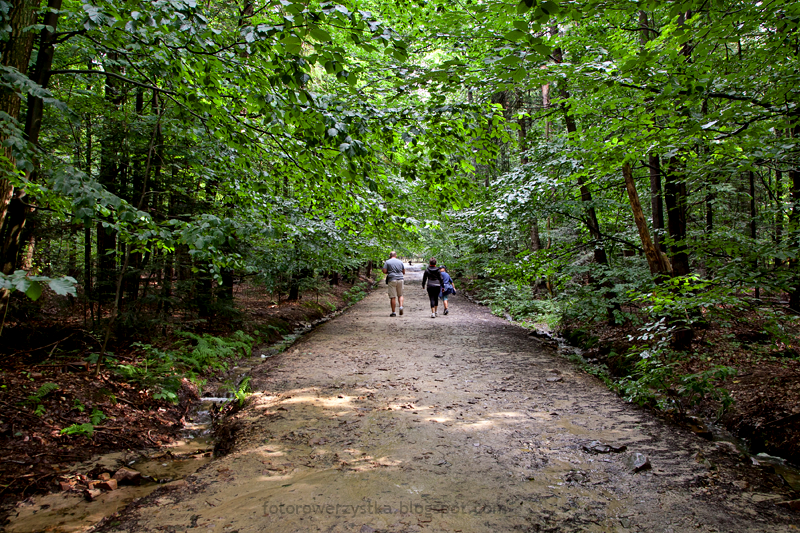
[4,438,213,533]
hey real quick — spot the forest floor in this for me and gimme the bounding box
[66,265,800,532]
[0,276,372,512]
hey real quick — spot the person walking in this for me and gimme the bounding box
[422,257,443,318]
[438,265,457,315]
[382,251,405,317]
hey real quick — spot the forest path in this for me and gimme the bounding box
[101,266,795,533]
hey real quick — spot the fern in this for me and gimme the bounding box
[90,407,107,425]
[27,382,58,403]
[232,376,252,406]
[112,331,254,405]
[61,423,94,438]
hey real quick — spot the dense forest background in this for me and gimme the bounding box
[1,0,799,494]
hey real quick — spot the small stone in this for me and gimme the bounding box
[684,416,713,440]
[83,488,102,501]
[626,452,651,473]
[113,467,143,486]
[96,479,117,491]
[583,441,627,454]
[98,473,111,481]
[59,481,72,491]
[776,500,800,512]
[546,377,562,383]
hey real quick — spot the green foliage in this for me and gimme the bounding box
[26,382,58,403]
[24,382,58,416]
[175,331,254,374]
[232,376,252,407]
[0,271,77,301]
[89,407,107,426]
[60,423,95,438]
[342,282,369,305]
[116,331,255,403]
[474,279,561,329]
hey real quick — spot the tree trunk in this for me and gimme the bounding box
[0,0,38,237]
[775,168,783,267]
[649,155,666,253]
[542,82,551,140]
[622,163,669,276]
[638,12,665,255]
[749,171,759,299]
[664,158,690,276]
[530,220,542,252]
[0,1,64,276]
[789,162,800,312]
[220,268,234,301]
[96,54,123,304]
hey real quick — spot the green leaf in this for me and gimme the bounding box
[26,280,42,301]
[48,277,78,297]
[309,26,331,42]
[516,0,536,14]
[504,30,527,41]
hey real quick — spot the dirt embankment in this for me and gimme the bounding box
[91,266,798,533]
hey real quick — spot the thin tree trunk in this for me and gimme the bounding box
[623,163,668,275]
[638,12,665,255]
[749,171,759,299]
[542,82,551,140]
[649,155,666,252]
[789,155,800,311]
[775,168,783,267]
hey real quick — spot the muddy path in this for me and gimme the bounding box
[94,266,798,533]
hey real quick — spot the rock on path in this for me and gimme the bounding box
[99,268,798,532]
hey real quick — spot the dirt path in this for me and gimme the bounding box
[99,267,798,533]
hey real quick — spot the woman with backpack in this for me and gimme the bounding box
[421,258,443,318]
[438,265,457,315]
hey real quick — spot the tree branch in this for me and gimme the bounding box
[48,70,179,96]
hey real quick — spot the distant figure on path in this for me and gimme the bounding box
[422,257,444,318]
[382,251,405,317]
[438,265,456,315]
